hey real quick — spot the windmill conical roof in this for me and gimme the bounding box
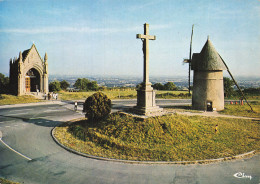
[191,38,227,71]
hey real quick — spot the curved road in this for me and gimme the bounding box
[0,100,259,184]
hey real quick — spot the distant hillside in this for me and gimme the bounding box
[48,75,260,89]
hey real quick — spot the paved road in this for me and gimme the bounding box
[68,99,192,112]
[0,101,259,184]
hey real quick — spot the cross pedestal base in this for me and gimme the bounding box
[133,84,163,116]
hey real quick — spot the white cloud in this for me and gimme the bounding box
[0,27,116,34]
[0,24,171,34]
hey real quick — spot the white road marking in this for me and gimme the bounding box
[30,116,52,119]
[5,126,10,128]
[6,112,29,116]
[14,125,19,127]
[1,121,16,124]
[11,109,32,112]
[0,138,32,161]
[44,109,67,113]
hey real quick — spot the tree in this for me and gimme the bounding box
[243,87,260,95]
[152,83,164,90]
[0,73,9,94]
[98,86,107,91]
[60,80,70,91]
[49,80,61,92]
[136,83,142,90]
[223,77,234,97]
[73,78,98,91]
[164,82,177,91]
[87,81,98,91]
[83,92,111,121]
[74,78,86,90]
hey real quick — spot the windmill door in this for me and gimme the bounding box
[25,77,30,92]
[206,101,213,111]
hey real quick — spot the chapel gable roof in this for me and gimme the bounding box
[191,38,227,71]
[20,44,43,62]
[22,49,30,60]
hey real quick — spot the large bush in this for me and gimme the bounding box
[83,92,111,121]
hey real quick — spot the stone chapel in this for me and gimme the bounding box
[9,44,48,96]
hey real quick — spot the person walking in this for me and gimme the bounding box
[52,93,56,100]
[44,93,47,100]
[74,101,78,111]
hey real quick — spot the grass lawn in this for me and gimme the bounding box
[0,178,20,184]
[54,113,260,161]
[0,94,42,105]
[220,101,260,118]
[59,90,190,101]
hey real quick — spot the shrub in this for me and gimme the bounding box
[83,92,112,121]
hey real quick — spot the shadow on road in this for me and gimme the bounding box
[0,114,63,128]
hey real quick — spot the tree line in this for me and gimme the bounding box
[153,82,177,90]
[49,78,99,92]
[40,77,260,97]
[136,82,178,91]
[0,73,259,97]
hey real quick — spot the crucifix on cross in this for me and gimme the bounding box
[133,23,162,115]
[136,23,156,86]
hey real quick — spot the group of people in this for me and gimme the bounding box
[44,92,58,100]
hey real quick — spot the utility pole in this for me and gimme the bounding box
[188,25,194,95]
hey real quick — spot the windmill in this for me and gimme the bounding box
[183,25,254,112]
[183,25,194,95]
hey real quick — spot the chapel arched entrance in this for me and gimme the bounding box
[25,68,41,92]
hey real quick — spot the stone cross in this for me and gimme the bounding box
[136,23,156,85]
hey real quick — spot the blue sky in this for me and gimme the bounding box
[0,0,259,77]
